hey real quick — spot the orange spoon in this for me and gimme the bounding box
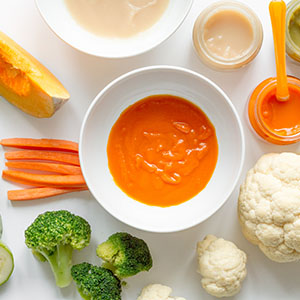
[269,0,289,101]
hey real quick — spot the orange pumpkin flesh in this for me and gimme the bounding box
[0,31,70,118]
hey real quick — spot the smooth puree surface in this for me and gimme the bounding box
[64,0,169,38]
[261,86,300,136]
[289,7,300,48]
[107,95,218,207]
[204,10,254,59]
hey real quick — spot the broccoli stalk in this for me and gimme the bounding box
[25,210,91,288]
[36,244,73,287]
[96,232,152,278]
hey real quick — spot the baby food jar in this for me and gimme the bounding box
[248,76,300,145]
[193,1,263,70]
[286,0,300,62]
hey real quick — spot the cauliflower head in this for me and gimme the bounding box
[238,152,300,263]
[197,235,247,298]
[137,284,185,300]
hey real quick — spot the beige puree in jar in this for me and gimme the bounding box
[64,0,169,38]
[193,1,263,70]
[203,10,253,60]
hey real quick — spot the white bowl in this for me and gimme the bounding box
[80,66,245,232]
[35,0,193,58]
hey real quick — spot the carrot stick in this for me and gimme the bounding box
[0,138,78,152]
[5,161,82,175]
[2,170,86,187]
[8,186,88,201]
[5,150,80,166]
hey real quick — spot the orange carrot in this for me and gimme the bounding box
[5,161,82,175]
[7,186,88,201]
[2,170,86,187]
[5,150,80,166]
[0,138,78,152]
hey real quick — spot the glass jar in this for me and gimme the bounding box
[248,76,300,145]
[286,0,300,62]
[193,1,263,70]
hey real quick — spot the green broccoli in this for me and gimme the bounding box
[24,210,91,288]
[71,262,121,300]
[96,232,152,278]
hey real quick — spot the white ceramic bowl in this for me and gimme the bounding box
[35,0,193,58]
[80,66,245,232]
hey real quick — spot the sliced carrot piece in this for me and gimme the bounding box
[2,172,34,186]
[5,161,82,175]
[0,138,78,152]
[5,150,80,166]
[2,170,86,187]
[7,186,88,201]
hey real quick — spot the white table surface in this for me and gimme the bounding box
[1,0,300,299]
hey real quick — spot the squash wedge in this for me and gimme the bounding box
[0,31,70,118]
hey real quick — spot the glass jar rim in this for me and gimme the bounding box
[193,0,263,69]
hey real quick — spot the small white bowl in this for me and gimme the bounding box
[79,66,245,232]
[35,0,193,58]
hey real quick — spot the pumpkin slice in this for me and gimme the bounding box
[0,31,70,118]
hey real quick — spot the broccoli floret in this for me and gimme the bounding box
[96,232,152,278]
[71,262,121,300]
[25,210,91,288]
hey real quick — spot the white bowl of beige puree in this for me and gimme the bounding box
[35,0,193,58]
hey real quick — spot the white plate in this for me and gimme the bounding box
[79,66,245,232]
[35,0,193,58]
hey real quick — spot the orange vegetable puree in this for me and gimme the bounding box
[260,85,300,136]
[107,94,218,207]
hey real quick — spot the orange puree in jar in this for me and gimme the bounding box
[107,94,218,207]
[248,76,300,145]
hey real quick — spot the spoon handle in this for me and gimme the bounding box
[269,0,289,101]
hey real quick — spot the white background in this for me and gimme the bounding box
[1,0,300,299]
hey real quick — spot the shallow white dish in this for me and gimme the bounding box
[79,66,245,232]
[35,0,193,58]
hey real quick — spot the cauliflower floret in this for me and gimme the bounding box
[238,152,300,262]
[137,284,185,300]
[197,235,247,298]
